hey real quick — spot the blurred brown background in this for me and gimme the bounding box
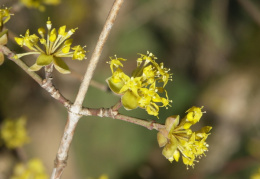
[1,0,260,178]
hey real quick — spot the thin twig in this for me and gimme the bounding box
[50,112,81,179]
[51,0,124,178]
[0,45,43,85]
[73,0,125,110]
[111,100,122,111]
[81,107,165,131]
[45,64,53,81]
[1,45,72,108]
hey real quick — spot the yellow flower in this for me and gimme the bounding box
[157,106,211,168]
[0,7,13,28]
[11,158,49,179]
[251,167,260,179]
[106,52,172,117]
[19,0,60,11]
[15,19,87,74]
[0,117,30,149]
[87,174,109,179]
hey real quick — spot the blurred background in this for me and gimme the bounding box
[1,0,260,178]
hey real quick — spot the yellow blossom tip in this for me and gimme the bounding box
[107,52,172,116]
[158,106,211,168]
[11,158,49,179]
[14,17,86,73]
[0,116,30,149]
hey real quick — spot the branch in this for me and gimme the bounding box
[51,0,125,178]
[50,112,81,179]
[1,45,72,108]
[111,100,122,111]
[0,45,43,85]
[80,107,165,131]
[73,0,124,110]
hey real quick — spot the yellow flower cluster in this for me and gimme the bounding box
[11,158,48,179]
[251,167,260,179]
[15,19,87,74]
[87,174,109,179]
[107,52,172,117]
[0,117,30,149]
[157,106,211,168]
[19,0,60,11]
[0,7,12,28]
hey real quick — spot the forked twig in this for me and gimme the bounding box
[0,45,72,108]
[81,107,165,131]
[73,0,125,111]
[51,0,125,178]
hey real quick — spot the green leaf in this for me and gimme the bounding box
[29,63,42,71]
[53,57,70,74]
[121,91,139,110]
[36,54,53,66]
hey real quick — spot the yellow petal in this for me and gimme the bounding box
[146,103,159,116]
[58,25,66,36]
[38,27,46,36]
[49,28,57,42]
[173,150,180,162]
[14,37,24,46]
[183,122,192,129]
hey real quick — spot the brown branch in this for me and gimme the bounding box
[80,107,165,131]
[50,112,81,179]
[41,79,72,109]
[51,0,125,178]
[73,0,125,110]
[237,0,260,27]
[1,45,72,108]
[111,100,122,111]
[0,45,43,85]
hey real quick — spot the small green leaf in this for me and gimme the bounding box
[36,54,53,66]
[121,91,139,110]
[53,57,70,74]
[29,63,42,71]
